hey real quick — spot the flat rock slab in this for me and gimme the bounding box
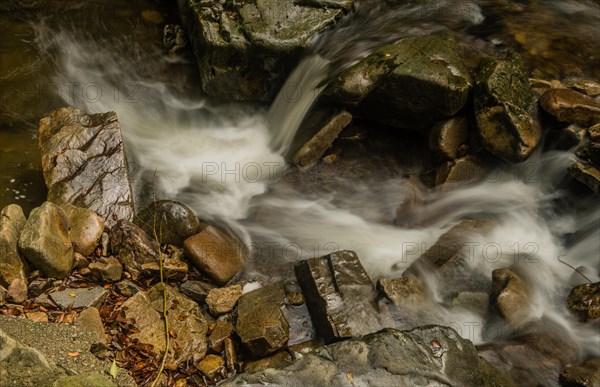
[38,107,134,227]
[224,326,512,386]
[49,287,108,309]
[295,250,390,343]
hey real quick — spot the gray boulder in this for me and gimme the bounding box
[474,57,540,163]
[224,325,512,386]
[38,107,135,227]
[0,204,27,289]
[178,0,348,101]
[18,202,73,279]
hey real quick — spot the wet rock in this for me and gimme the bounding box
[60,203,104,256]
[236,283,289,357]
[206,285,243,316]
[295,250,390,343]
[0,204,27,290]
[474,57,540,163]
[183,226,245,285]
[452,291,490,315]
[75,307,106,344]
[52,373,117,387]
[114,280,140,297]
[224,326,506,386]
[18,202,73,279]
[110,219,158,280]
[429,117,470,161]
[404,219,495,300]
[479,331,579,387]
[569,162,600,194]
[288,339,321,360]
[286,291,304,306]
[565,79,600,97]
[377,277,427,309]
[566,282,600,322]
[545,124,586,150]
[490,268,534,328]
[197,354,225,379]
[179,0,346,101]
[208,320,233,352]
[329,33,471,129]
[540,88,600,127]
[244,350,293,373]
[163,24,187,56]
[435,155,487,188]
[134,200,200,247]
[180,280,213,303]
[576,141,600,168]
[49,287,108,309]
[89,257,122,282]
[394,175,425,228]
[119,283,208,365]
[38,107,135,227]
[7,277,27,304]
[290,109,352,168]
[589,124,600,142]
[560,358,600,387]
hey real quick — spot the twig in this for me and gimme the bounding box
[150,170,169,387]
[557,255,593,284]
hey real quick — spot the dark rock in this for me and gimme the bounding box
[589,124,600,141]
[429,117,470,161]
[377,277,427,309]
[236,283,289,357]
[565,79,600,97]
[180,280,213,303]
[72,253,89,269]
[474,57,540,162]
[134,200,200,247]
[197,354,225,379]
[545,124,586,150]
[110,220,158,280]
[89,257,123,283]
[75,307,106,344]
[560,358,600,387]
[569,162,600,194]
[206,284,243,316]
[566,282,600,322]
[540,88,600,127]
[328,33,471,129]
[183,226,245,285]
[490,268,535,328]
[452,291,490,316]
[38,107,135,227]
[114,280,140,298]
[18,202,73,279]
[119,283,208,365]
[404,219,495,301]
[576,141,600,168]
[290,109,352,168]
[60,203,104,256]
[49,287,108,309]
[27,278,52,298]
[224,326,509,386]
[394,175,425,228]
[163,24,187,56]
[295,250,390,343]
[0,204,27,289]
[141,250,188,281]
[435,155,487,188]
[244,350,293,373]
[178,0,346,101]
[208,320,233,353]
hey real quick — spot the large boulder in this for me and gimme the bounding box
[224,326,513,386]
[0,204,27,289]
[326,33,472,129]
[295,250,391,343]
[474,57,540,163]
[134,200,200,247]
[178,0,348,101]
[119,283,208,365]
[38,107,135,227]
[110,219,158,280]
[18,202,73,279]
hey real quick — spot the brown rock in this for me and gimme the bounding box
[75,307,106,344]
[120,284,208,365]
[565,79,600,97]
[435,155,487,188]
[183,226,245,285]
[490,268,534,328]
[589,123,600,141]
[110,220,158,280]
[559,358,600,387]
[180,280,213,303]
[569,162,600,194]
[244,350,292,373]
[208,320,233,352]
[141,248,188,281]
[429,117,470,161]
[89,257,123,283]
[0,204,27,289]
[224,337,237,372]
[72,253,89,269]
[60,204,104,256]
[377,277,427,309]
[25,311,48,323]
[539,88,600,127]
[197,354,224,379]
[566,282,600,322]
[576,141,600,168]
[236,284,289,357]
[7,278,28,304]
[206,285,243,316]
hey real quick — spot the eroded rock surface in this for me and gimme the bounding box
[0,204,27,290]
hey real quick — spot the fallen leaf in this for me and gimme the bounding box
[69,293,76,297]
[68,351,80,357]
[109,359,119,379]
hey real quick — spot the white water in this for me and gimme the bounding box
[34,0,600,362]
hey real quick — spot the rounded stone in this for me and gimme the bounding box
[134,200,200,247]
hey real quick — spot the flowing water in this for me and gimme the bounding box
[1,0,599,375]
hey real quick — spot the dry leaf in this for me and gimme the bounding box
[68,351,80,357]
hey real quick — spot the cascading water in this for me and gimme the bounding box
[30,0,600,376]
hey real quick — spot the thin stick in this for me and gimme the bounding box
[557,255,593,284]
